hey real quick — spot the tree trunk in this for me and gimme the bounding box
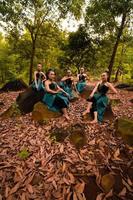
[108,12,127,81]
[114,66,120,82]
[29,39,36,85]
[114,44,125,82]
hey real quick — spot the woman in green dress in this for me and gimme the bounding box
[60,70,75,100]
[42,69,70,120]
[76,67,88,93]
[32,63,46,91]
[82,72,118,123]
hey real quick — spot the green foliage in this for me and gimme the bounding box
[58,25,96,72]
[18,149,30,160]
[0,0,132,83]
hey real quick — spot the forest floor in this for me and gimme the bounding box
[0,89,133,200]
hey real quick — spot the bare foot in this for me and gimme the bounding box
[63,114,70,121]
[82,110,90,116]
[90,120,98,124]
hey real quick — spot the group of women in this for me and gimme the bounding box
[32,63,118,123]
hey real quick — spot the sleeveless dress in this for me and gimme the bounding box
[60,78,74,99]
[76,74,86,93]
[87,83,109,122]
[42,82,69,112]
[32,72,45,91]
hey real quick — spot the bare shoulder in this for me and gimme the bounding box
[106,82,113,87]
[45,80,50,85]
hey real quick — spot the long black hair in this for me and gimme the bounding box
[46,69,55,80]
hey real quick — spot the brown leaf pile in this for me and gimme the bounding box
[0,90,133,200]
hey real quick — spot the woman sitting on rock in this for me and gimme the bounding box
[76,67,88,93]
[82,72,118,123]
[42,69,70,120]
[32,63,46,91]
[60,69,75,100]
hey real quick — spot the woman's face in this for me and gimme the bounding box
[48,71,56,80]
[37,64,42,71]
[101,73,108,82]
[80,68,84,74]
[67,70,72,76]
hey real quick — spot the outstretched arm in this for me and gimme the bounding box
[107,82,118,94]
[57,85,69,96]
[61,76,67,81]
[90,82,99,97]
[34,71,38,89]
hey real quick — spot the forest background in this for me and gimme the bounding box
[0,0,133,85]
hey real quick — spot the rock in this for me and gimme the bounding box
[130,99,133,103]
[32,102,61,122]
[0,101,4,106]
[115,118,133,145]
[103,102,114,120]
[16,87,45,114]
[0,103,21,119]
[70,90,79,102]
[51,127,70,142]
[126,86,133,91]
[0,79,28,92]
[101,174,115,193]
[69,123,87,148]
[110,98,121,106]
[115,83,132,89]
[80,85,94,99]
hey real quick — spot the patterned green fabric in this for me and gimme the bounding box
[92,93,108,122]
[32,79,44,91]
[42,83,69,112]
[59,81,73,99]
[76,81,86,93]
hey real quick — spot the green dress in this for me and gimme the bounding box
[42,82,69,112]
[59,78,74,99]
[32,72,45,91]
[87,83,109,122]
[76,74,86,93]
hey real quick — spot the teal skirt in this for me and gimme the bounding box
[88,93,108,122]
[42,92,69,112]
[76,81,86,93]
[59,81,73,99]
[32,79,44,91]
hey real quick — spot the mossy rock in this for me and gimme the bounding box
[115,118,133,146]
[69,124,87,148]
[0,102,21,119]
[110,98,121,106]
[101,174,115,193]
[70,90,79,102]
[32,102,61,122]
[51,127,70,142]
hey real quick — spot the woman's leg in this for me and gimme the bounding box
[90,111,98,123]
[82,102,92,116]
[62,108,70,120]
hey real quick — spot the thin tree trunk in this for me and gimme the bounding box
[114,66,120,82]
[108,12,127,81]
[29,39,36,85]
[114,43,125,82]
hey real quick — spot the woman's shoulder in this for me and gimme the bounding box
[106,82,111,86]
[45,79,51,84]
